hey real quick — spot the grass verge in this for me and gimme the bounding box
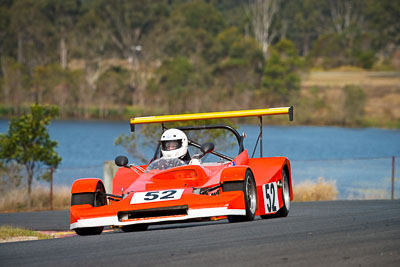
[0,225,51,242]
[0,186,70,212]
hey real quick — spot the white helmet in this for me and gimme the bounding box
[160,129,188,159]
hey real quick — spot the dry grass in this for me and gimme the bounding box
[302,70,400,87]
[0,186,70,212]
[301,70,400,124]
[293,177,338,202]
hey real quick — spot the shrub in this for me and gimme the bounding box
[343,85,366,125]
[293,177,338,201]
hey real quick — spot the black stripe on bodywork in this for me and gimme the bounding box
[222,181,244,192]
[71,193,95,206]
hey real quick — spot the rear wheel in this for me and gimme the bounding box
[121,224,149,232]
[228,169,257,223]
[261,169,290,219]
[277,169,290,217]
[71,182,106,236]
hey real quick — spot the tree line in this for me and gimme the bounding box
[0,0,398,119]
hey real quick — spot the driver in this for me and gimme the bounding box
[160,128,190,162]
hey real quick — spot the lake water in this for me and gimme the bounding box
[1,119,399,198]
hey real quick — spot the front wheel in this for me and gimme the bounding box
[71,181,106,236]
[228,169,257,223]
[75,226,104,236]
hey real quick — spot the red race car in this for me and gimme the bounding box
[70,107,294,235]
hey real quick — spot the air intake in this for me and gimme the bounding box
[118,205,188,221]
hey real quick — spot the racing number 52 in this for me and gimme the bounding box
[130,189,184,204]
[144,190,177,201]
[264,183,277,213]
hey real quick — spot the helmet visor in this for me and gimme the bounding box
[161,140,182,151]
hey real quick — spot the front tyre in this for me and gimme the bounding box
[71,181,106,236]
[75,226,104,236]
[228,169,257,223]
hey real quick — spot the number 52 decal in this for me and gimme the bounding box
[130,189,184,204]
[262,182,279,214]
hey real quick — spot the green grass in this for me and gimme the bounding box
[0,225,51,240]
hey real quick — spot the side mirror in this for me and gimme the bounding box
[115,156,129,167]
[200,142,214,155]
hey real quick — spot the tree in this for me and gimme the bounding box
[0,161,23,194]
[92,0,168,106]
[0,104,62,207]
[245,0,279,56]
[280,0,320,56]
[0,0,13,62]
[32,64,83,108]
[326,0,364,35]
[180,0,225,35]
[39,0,84,69]
[262,39,302,103]
[343,85,366,125]
[213,27,264,100]
[114,124,161,164]
[95,66,131,117]
[1,57,31,108]
[9,0,38,65]
[149,56,195,113]
[9,0,53,70]
[366,0,400,52]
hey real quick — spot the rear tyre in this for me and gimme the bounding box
[228,169,257,223]
[71,181,107,236]
[121,224,149,232]
[261,169,290,219]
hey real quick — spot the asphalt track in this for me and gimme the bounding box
[0,200,399,266]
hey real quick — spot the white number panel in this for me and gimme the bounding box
[130,189,184,204]
[262,182,279,214]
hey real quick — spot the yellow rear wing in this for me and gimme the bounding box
[130,106,293,132]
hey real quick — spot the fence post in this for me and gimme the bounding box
[50,167,53,210]
[392,156,395,200]
[104,161,118,193]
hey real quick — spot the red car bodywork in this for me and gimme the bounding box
[70,107,293,231]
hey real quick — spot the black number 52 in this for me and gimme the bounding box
[265,184,277,213]
[144,190,177,201]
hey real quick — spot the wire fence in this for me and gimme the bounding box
[52,156,399,200]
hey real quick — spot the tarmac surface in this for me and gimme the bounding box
[0,200,399,266]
